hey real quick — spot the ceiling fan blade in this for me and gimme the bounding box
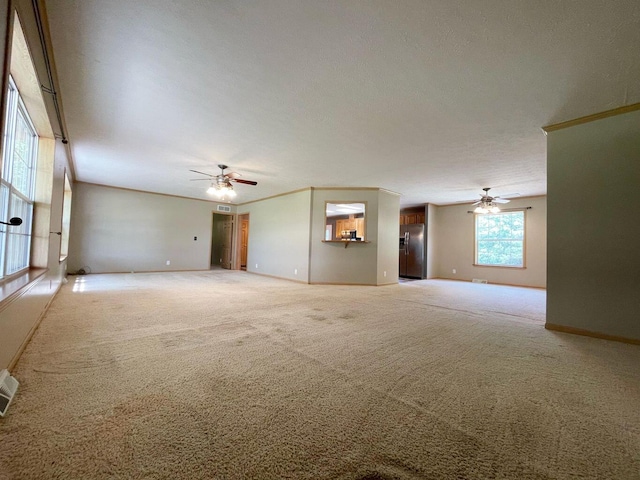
[226,171,242,179]
[189,169,214,177]
[493,198,511,204]
[190,178,212,181]
[232,178,258,186]
[471,200,482,206]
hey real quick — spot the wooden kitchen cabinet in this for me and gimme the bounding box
[399,212,425,225]
[335,217,365,239]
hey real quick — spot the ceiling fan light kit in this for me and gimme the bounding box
[190,164,257,200]
[471,188,511,214]
[474,203,501,214]
[207,182,237,198]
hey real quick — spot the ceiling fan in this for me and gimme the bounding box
[471,187,513,214]
[190,164,257,199]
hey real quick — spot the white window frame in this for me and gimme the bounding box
[0,76,38,279]
[474,210,525,268]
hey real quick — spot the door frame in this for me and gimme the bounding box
[210,211,235,269]
[234,213,250,270]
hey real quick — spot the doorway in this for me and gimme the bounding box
[237,214,250,271]
[211,213,234,269]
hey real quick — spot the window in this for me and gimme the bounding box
[60,173,72,260]
[324,202,366,241]
[0,77,38,278]
[475,211,525,267]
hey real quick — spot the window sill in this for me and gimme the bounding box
[0,268,48,312]
[472,264,526,269]
[322,240,370,249]
[322,240,369,243]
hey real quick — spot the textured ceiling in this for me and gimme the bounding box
[44,0,640,206]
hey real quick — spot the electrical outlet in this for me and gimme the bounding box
[384,271,387,277]
[255,263,258,269]
[294,268,298,275]
[452,268,456,274]
[166,260,171,266]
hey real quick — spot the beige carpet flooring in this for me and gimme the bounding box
[1,271,639,479]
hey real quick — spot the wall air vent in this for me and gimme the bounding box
[472,278,488,284]
[0,369,19,417]
[216,205,231,213]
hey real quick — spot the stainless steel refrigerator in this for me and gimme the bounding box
[399,224,424,278]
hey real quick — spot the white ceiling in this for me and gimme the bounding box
[44,0,640,206]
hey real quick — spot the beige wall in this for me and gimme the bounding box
[238,187,399,285]
[30,137,54,268]
[376,190,400,285]
[431,196,547,288]
[238,189,312,282]
[68,185,398,286]
[425,204,436,278]
[69,183,232,273]
[309,189,379,285]
[546,109,640,340]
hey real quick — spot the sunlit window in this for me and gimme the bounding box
[475,211,525,267]
[60,173,72,260]
[0,76,38,278]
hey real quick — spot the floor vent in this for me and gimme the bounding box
[216,205,231,213]
[0,369,19,417]
[472,278,488,284]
